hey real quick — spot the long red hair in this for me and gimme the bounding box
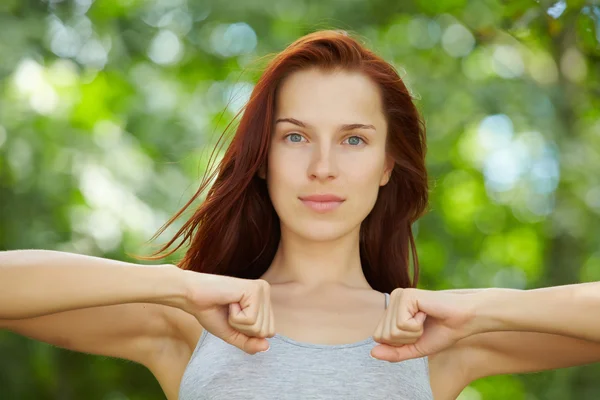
[136,30,429,293]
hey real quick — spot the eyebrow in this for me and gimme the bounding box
[275,117,376,132]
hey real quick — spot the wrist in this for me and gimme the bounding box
[175,269,241,313]
[149,264,191,310]
[467,288,522,335]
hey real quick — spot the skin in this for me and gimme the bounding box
[258,67,393,291]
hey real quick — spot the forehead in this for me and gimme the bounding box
[274,68,386,130]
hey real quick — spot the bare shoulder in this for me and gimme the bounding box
[149,306,204,400]
[427,345,471,400]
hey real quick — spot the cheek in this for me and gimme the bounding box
[343,156,386,210]
[342,155,385,188]
[266,150,301,201]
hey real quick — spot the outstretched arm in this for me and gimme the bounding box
[370,282,600,395]
[444,283,600,341]
[1,249,274,364]
[373,282,600,361]
[0,249,208,400]
[0,249,188,319]
[0,250,194,370]
[446,284,600,382]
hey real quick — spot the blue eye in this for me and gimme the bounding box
[344,136,365,146]
[286,133,305,143]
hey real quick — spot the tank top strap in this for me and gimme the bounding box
[384,292,390,309]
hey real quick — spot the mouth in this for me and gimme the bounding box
[298,194,345,213]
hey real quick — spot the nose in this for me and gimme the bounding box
[307,144,338,181]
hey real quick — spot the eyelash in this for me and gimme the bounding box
[283,133,367,146]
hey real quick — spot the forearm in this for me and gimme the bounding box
[0,249,188,319]
[470,282,600,342]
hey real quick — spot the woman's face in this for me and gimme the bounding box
[264,68,393,242]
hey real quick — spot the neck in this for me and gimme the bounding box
[260,225,372,291]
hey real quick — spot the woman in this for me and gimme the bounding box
[1,30,599,400]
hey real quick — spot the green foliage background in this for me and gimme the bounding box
[1,0,599,398]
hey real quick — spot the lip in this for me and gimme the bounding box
[299,194,345,202]
[298,194,345,213]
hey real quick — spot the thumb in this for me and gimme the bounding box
[371,343,424,363]
[226,330,270,354]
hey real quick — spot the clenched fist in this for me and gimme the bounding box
[180,270,275,355]
[371,288,475,362]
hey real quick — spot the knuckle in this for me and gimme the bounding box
[250,319,263,331]
[244,327,258,338]
[256,279,270,290]
[395,321,412,331]
[391,326,406,337]
[259,328,270,337]
[236,316,257,330]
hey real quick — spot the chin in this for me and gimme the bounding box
[287,219,359,243]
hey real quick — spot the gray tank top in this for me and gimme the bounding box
[179,292,433,399]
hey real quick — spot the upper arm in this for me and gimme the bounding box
[457,331,600,383]
[427,332,600,397]
[0,302,196,370]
